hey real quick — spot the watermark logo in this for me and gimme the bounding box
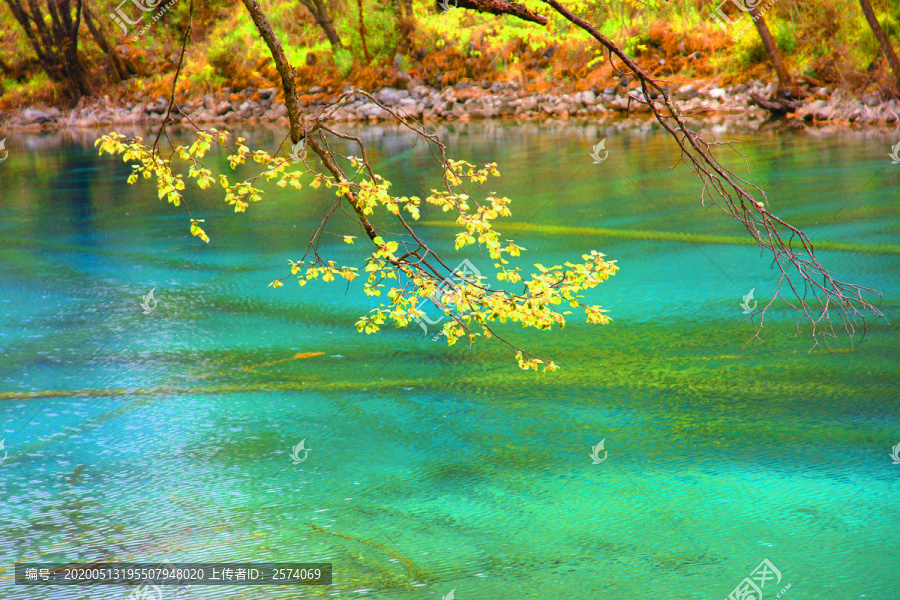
[0,138,7,164]
[437,0,457,12]
[127,582,163,600]
[140,288,158,314]
[290,139,307,163]
[126,561,177,600]
[589,139,609,164]
[110,0,161,34]
[589,439,608,464]
[739,288,757,314]
[889,442,900,465]
[442,590,456,600]
[725,558,791,600]
[290,439,311,464]
[111,0,179,41]
[710,0,778,40]
[710,0,754,32]
[0,439,7,465]
[414,259,488,340]
[889,141,900,164]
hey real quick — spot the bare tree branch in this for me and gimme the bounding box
[136,0,885,360]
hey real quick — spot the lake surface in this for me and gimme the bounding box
[0,120,898,599]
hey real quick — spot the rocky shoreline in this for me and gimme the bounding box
[3,77,900,130]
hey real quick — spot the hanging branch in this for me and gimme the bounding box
[103,0,886,368]
[538,0,885,350]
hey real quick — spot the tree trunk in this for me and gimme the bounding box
[394,0,413,50]
[240,0,304,143]
[82,0,135,81]
[858,0,900,90]
[750,4,791,93]
[298,0,343,49]
[5,0,58,78]
[46,0,88,93]
[3,0,90,98]
[355,0,372,63]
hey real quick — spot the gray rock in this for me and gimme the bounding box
[537,101,556,114]
[395,70,412,86]
[684,97,704,111]
[397,98,421,118]
[861,92,881,107]
[610,95,629,110]
[272,104,288,119]
[497,102,516,116]
[148,101,168,115]
[708,87,727,100]
[802,100,830,121]
[357,102,379,117]
[215,101,231,116]
[192,109,216,122]
[471,105,495,118]
[677,84,697,100]
[409,85,433,100]
[519,97,537,111]
[581,90,597,106]
[436,100,454,113]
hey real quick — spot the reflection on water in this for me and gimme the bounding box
[0,121,898,599]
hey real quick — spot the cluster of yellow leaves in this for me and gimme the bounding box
[96,130,618,372]
[335,159,618,372]
[268,259,360,289]
[95,129,318,242]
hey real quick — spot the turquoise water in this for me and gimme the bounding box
[0,121,898,599]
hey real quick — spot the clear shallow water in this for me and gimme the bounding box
[0,121,898,600]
